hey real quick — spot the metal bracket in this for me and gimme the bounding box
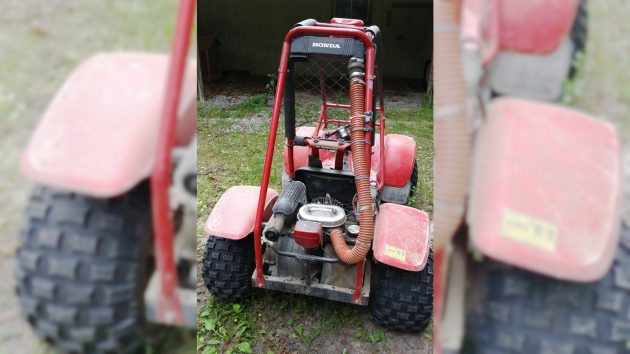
[364,112,373,124]
[268,243,340,264]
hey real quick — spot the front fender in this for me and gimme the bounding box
[373,203,431,271]
[205,186,279,240]
[21,53,196,197]
[468,98,620,282]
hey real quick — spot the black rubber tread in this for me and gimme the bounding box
[569,0,588,78]
[408,160,419,200]
[370,250,433,332]
[202,235,255,301]
[15,184,151,354]
[463,223,630,353]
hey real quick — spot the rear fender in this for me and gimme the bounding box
[497,0,579,55]
[461,0,579,64]
[21,53,197,197]
[381,134,416,188]
[468,98,621,282]
[373,203,431,271]
[205,186,279,240]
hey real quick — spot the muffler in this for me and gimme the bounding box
[263,181,307,241]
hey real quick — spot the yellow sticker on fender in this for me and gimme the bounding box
[384,245,406,261]
[501,209,558,252]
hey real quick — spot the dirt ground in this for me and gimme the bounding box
[0,1,195,353]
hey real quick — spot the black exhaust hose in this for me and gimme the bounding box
[284,60,296,139]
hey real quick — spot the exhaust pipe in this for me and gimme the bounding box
[263,181,307,241]
[330,58,375,264]
[434,0,471,250]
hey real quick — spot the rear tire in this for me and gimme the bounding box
[463,223,630,353]
[202,235,255,301]
[15,184,151,354]
[569,0,588,78]
[370,250,433,332]
[408,160,418,201]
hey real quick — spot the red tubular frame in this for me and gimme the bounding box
[253,23,379,298]
[150,0,195,324]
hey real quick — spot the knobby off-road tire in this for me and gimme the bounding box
[202,235,255,301]
[371,250,433,332]
[15,184,152,354]
[463,223,630,353]
[408,160,419,201]
[569,0,588,78]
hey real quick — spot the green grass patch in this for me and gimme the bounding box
[197,301,258,354]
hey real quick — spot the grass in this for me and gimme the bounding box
[197,92,433,353]
[197,290,373,354]
[572,1,630,141]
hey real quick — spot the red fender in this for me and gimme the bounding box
[468,98,620,282]
[373,203,431,271]
[461,0,579,65]
[21,53,197,197]
[205,186,279,240]
[498,0,579,55]
[381,134,416,188]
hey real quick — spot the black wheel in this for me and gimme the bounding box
[202,235,255,301]
[408,160,418,201]
[370,250,433,332]
[569,0,588,78]
[463,223,630,353]
[15,184,152,354]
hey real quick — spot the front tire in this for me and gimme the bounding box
[463,223,630,353]
[15,184,152,354]
[370,250,433,332]
[202,235,255,301]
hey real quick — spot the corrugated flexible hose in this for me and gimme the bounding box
[434,0,471,250]
[330,70,374,264]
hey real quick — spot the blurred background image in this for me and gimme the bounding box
[0,1,196,353]
[434,0,630,353]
